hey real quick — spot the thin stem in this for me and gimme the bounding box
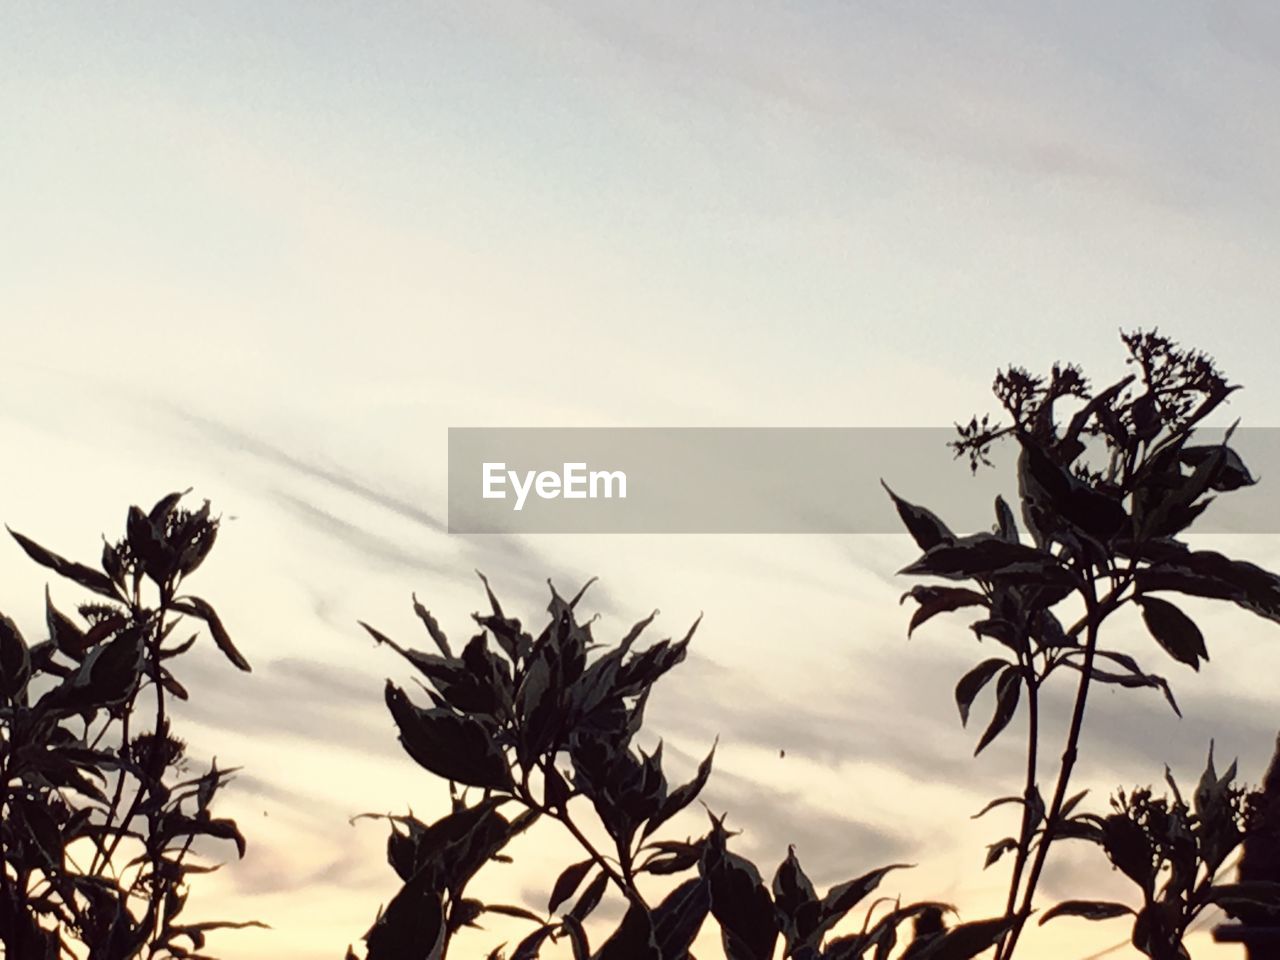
[994,656,1039,960]
[524,764,646,912]
[1001,575,1103,960]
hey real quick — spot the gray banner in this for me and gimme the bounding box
[447,427,1279,534]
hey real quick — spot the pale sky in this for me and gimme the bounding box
[4,3,1280,958]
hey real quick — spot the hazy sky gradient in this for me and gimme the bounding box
[4,3,1280,957]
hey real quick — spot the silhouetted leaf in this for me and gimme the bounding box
[560,916,590,960]
[882,482,955,551]
[1179,444,1254,491]
[1039,900,1135,924]
[1075,663,1181,717]
[548,859,594,915]
[45,587,89,659]
[1016,435,1128,541]
[970,796,1021,820]
[8,528,121,599]
[0,612,31,699]
[511,923,555,960]
[171,596,251,672]
[994,495,1019,542]
[900,535,1073,587]
[78,625,145,705]
[384,683,512,790]
[412,594,453,658]
[1136,550,1280,624]
[1101,815,1155,889]
[984,838,1017,869]
[1136,595,1207,670]
[772,846,819,951]
[813,863,912,943]
[644,740,715,839]
[908,916,1013,959]
[567,871,608,923]
[902,586,988,638]
[955,658,1008,727]
[702,825,778,960]
[652,877,710,959]
[595,903,660,960]
[974,666,1020,755]
[642,839,704,876]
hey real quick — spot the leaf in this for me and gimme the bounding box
[882,482,955,551]
[984,838,1017,869]
[651,877,710,959]
[1136,595,1207,670]
[1179,444,1255,491]
[8,528,121,600]
[644,740,715,839]
[548,859,594,915]
[171,596,252,672]
[1101,815,1155,888]
[1076,664,1182,717]
[567,871,608,923]
[909,916,1014,960]
[902,587,988,638]
[45,587,89,659]
[702,831,779,960]
[595,903,660,960]
[954,659,1009,727]
[511,924,556,960]
[384,682,512,790]
[560,916,590,960]
[483,904,544,924]
[1136,550,1280,625]
[366,880,445,960]
[81,626,146,705]
[1016,435,1128,541]
[970,796,1021,820]
[974,665,1021,755]
[1039,900,1134,925]
[0,613,31,699]
[772,846,819,951]
[899,535,1073,588]
[412,594,453,658]
[994,495,1019,542]
[813,864,912,943]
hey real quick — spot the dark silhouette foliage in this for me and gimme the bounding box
[1032,748,1273,960]
[349,581,1012,959]
[891,329,1280,957]
[0,493,260,959]
[346,330,1280,959]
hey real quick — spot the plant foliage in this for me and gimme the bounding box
[0,493,260,959]
[349,580,1010,960]
[890,329,1280,957]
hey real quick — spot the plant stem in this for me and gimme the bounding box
[994,657,1039,960]
[1000,576,1102,960]
[524,765,646,913]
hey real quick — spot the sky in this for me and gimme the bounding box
[4,2,1280,958]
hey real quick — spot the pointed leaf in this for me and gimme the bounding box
[955,658,1008,727]
[1039,900,1135,924]
[882,482,954,551]
[1136,595,1208,670]
[974,666,1020,755]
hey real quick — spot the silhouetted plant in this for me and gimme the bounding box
[889,329,1280,958]
[1234,736,1280,930]
[1032,747,1278,959]
[0,492,260,959]
[349,579,1010,960]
